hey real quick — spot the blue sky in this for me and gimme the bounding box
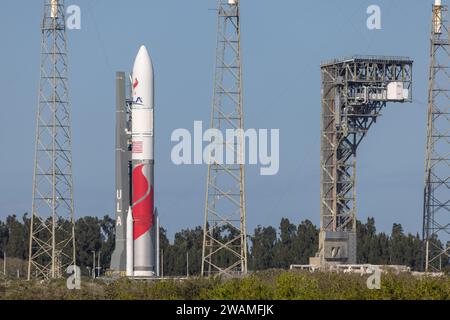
[0,0,434,238]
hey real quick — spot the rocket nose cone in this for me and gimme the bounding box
[133,45,154,81]
[138,45,149,58]
[139,45,148,53]
[134,45,152,66]
[132,45,154,109]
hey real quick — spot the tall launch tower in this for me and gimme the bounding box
[201,0,248,277]
[423,0,449,272]
[28,0,76,280]
[315,56,413,268]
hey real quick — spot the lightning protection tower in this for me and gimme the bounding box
[201,0,248,277]
[423,0,449,273]
[28,0,76,280]
[314,56,413,268]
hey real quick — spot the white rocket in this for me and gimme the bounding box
[126,45,157,277]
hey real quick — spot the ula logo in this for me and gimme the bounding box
[134,97,144,105]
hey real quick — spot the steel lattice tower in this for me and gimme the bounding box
[315,56,413,268]
[28,0,76,280]
[201,0,248,277]
[423,1,449,273]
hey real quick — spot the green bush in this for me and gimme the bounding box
[201,276,274,300]
[1,271,449,300]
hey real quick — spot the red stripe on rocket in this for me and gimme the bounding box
[132,164,154,240]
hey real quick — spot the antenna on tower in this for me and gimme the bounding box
[423,0,449,273]
[201,0,248,277]
[28,0,76,280]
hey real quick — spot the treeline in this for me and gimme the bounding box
[0,215,448,276]
[0,214,117,276]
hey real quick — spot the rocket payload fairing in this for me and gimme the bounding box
[130,46,156,277]
[111,46,158,278]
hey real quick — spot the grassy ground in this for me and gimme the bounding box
[0,270,449,300]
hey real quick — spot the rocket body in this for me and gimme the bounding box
[131,46,155,277]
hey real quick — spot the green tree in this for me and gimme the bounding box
[389,223,406,265]
[404,233,422,270]
[274,218,297,268]
[22,213,31,260]
[0,220,8,257]
[251,225,277,271]
[5,215,27,259]
[357,217,377,264]
[376,232,390,265]
[166,226,203,276]
[294,220,319,265]
[99,215,115,270]
[75,216,102,275]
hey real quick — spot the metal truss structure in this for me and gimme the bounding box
[28,0,76,280]
[316,56,413,267]
[423,2,450,272]
[201,0,248,277]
